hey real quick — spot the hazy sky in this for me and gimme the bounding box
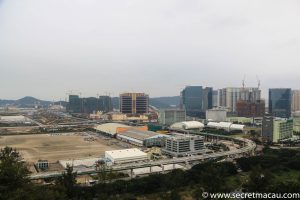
[1,0,300,100]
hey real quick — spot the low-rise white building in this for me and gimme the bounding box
[170,121,204,130]
[206,108,227,122]
[105,148,148,164]
[207,122,245,132]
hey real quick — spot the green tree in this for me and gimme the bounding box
[56,164,77,199]
[246,165,273,192]
[0,146,30,200]
[96,160,108,184]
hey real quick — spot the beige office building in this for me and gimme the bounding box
[292,90,300,112]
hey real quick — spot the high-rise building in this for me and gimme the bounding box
[68,95,81,113]
[218,87,261,113]
[262,115,293,143]
[212,90,219,107]
[180,86,213,118]
[269,88,292,118]
[120,93,149,114]
[98,96,113,113]
[293,112,300,135]
[81,97,98,114]
[292,90,300,112]
[203,87,213,111]
[158,109,186,125]
[236,99,265,117]
[68,95,112,114]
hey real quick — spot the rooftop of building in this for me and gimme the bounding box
[59,157,100,168]
[170,121,205,130]
[118,129,166,141]
[105,148,147,159]
[0,115,26,122]
[167,132,204,140]
[94,123,130,135]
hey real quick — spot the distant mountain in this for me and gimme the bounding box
[111,96,180,109]
[0,99,15,106]
[16,96,51,107]
[150,96,180,108]
[0,96,52,107]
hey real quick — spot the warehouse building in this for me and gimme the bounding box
[116,129,166,147]
[207,122,245,132]
[0,115,29,124]
[162,133,205,157]
[105,148,148,164]
[94,123,148,137]
[170,121,205,130]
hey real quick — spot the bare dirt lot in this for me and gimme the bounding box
[0,134,121,162]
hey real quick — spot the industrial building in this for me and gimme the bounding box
[120,93,149,114]
[207,122,245,132]
[269,88,292,118]
[170,121,205,130]
[0,115,28,123]
[158,109,186,125]
[106,112,149,122]
[116,129,166,147]
[94,123,148,137]
[206,108,227,122]
[162,133,205,157]
[105,148,148,164]
[262,115,293,143]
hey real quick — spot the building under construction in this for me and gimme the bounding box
[67,95,112,114]
[236,99,265,117]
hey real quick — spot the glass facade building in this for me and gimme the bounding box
[180,86,213,118]
[269,88,292,118]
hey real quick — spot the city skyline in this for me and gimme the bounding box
[1,0,300,100]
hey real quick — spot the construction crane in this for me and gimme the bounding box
[242,75,246,89]
[256,75,261,89]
